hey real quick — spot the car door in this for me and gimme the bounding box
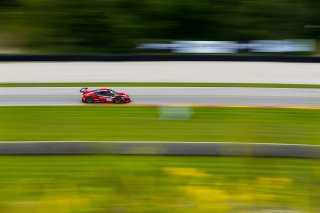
[95,91,106,103]
[96,90,113,103]
[104,91,113,103]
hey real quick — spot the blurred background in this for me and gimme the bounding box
[1,0,320,213]
[0,0,319,55]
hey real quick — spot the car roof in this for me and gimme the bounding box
[99,88,110,90]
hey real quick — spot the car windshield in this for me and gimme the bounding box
[109,90,117,95]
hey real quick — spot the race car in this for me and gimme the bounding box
[80,88,131,104]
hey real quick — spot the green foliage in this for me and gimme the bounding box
[0,156,318,212]
[0,0,319,53]
[1,82,320,88]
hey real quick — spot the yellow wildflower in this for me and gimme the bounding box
[163,167,210,177]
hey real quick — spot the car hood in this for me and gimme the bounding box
[117,92,129,97]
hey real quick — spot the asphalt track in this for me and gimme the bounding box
[0,141,319,158]
[0,87,319,107]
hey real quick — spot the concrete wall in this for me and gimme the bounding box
[1,61,320,84]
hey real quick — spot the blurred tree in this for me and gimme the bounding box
[0,0,318,53]
[221,0,310,40]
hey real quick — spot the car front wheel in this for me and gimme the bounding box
[114,96,122,104]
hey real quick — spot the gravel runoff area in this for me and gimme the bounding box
[1,61,320,84]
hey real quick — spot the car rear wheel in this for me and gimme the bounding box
[86,96,94,103]
[114,96,122,104]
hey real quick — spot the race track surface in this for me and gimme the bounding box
[0,141,319,158]
[0,87,319,107]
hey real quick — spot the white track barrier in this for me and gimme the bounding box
[1,62,320,84]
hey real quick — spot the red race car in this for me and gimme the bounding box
[80,88,131,104]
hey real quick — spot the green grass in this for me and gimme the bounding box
[1,82,320,88]
[0,106,319,144]
[0,155,318,212]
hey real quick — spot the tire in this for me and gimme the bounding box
[114,96,122,104]
[86,96,94,103]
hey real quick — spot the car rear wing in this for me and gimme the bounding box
[80,88,88,93]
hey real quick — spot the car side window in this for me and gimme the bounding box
[97,91,111,96]
[96,91,103,96]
